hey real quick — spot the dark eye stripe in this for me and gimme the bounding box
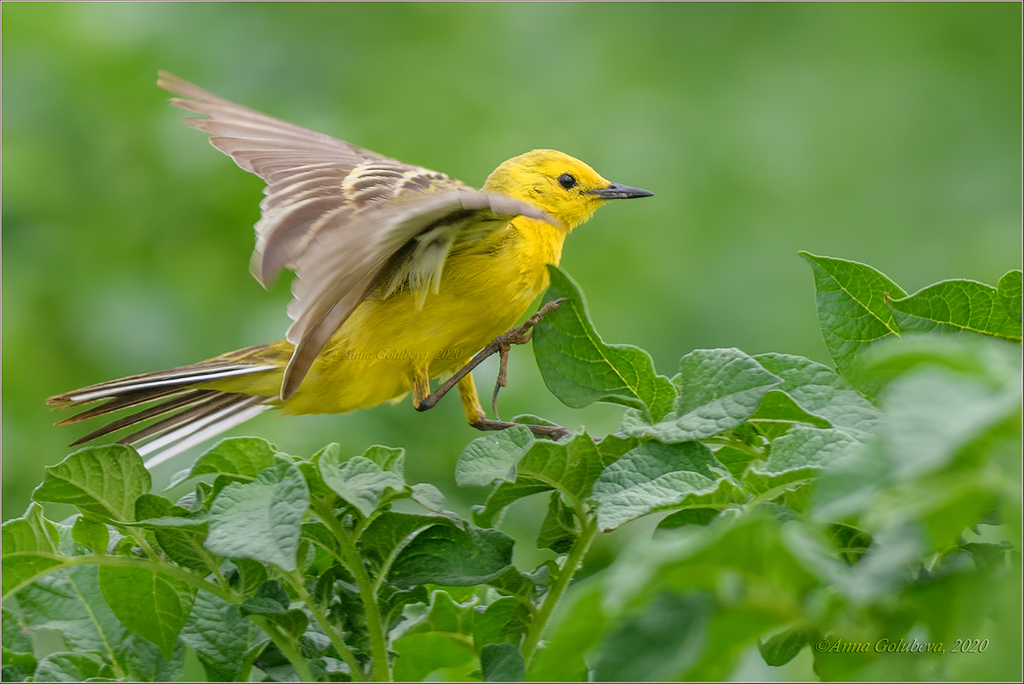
[558,173,577,190]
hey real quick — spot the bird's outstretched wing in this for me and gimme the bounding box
[156,73,552,399]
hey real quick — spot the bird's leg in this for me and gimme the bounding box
[416,298,570,440]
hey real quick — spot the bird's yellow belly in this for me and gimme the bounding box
[280,222,560,415]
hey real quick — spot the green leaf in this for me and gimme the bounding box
[596,434,641,466]
[2,503,65,598]
[228,558,269,598]
[168,436,278,488]
[119,632,186,682]
[480,642,525,682]
[388,525,514,588]
[526,585,606,682]
[799,252,907,391]
[656,507,721,530]
[70,517,109,555]
[32,445,151,522]
[14,564,127,661]
[206,460,309,571]
[622,348,782,443]
[712,446,759,479]
[97,564,196,658]
[135,494,215,573]
[744,427,861,496]
[408,590,477,636]
[392,590,477,680]
[392,633,475,683]
[410,483,447,512]
[239,580,290,615]
[592,441,738,531]
[2,608,32,654]
[32,652,113,682]
[2,646,37,681]
[759,624,817,666]
[533,265,675,420]
[318,444,406,517]
[536,492,579,553]
[471,430,603,527]
[456,426,534,487]
[592,592,712,682]
[881,368,1022,481]
[997,269,1022,324]
[748,390,831,430]
[473,597,530,653]
[472,481,550,528]
[753,353,882,440]
[485,563,553,602]
[890,279,1023,342]
[606,514,818,606]
[359,511,457,575]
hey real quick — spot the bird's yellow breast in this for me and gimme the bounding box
[278,215,567,415]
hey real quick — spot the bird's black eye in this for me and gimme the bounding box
[557,173,577,190]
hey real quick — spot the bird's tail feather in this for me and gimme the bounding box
[49,356,280,469]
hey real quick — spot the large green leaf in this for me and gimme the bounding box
[890,279,1023,342]
[480,642,525,682]
[799,252,907,391]
[32,445,151,522]
[997,269,1022,324]
[392,590,477,682]
[97,564,195,659]
[456,426,535,487]
[206,461,309,571]
[180,590,267,682]
[392,633,475,682]
[744,427,861,496]
[15,564,126,662]
[592,592,711,682]
[470,430,604,527]
[359,511,457,576]
[317,444,406,517]
[168,437,278,488]
[388,525,513,588]
[119,633,186,683]
[31,652,114,682]
[472,597,530,653]
[533,265,675,420]
[753,353,881,440]
[622,348,782,442]
[526,585,606,682]
[2,608,32,654]
[135,495,215,573]
[1,504,64,598]
[592,441,739,531]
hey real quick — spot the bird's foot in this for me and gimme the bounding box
[416,298,571,440]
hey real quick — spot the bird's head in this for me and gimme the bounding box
[483,149,653,231]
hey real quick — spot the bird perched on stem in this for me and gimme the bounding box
[48,72,653,468]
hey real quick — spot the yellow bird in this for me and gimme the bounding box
[48,72,653,467]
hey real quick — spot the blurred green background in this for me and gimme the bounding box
[3,0,1020,539]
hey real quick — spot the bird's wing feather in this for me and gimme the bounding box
[280,190,552,399]
[157,71,467,285]
[157,73,553,400]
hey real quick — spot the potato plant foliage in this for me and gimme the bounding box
[3,256,1021,682]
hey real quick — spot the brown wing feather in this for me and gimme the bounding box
[156,73,553,401]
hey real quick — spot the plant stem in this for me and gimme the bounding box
[251,615,316,682]
[288,570,366,681]
[520,515,598,667]
[314,502,391,682]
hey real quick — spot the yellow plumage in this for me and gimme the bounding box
[48,75,653,466]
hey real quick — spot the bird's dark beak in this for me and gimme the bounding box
[587,182,654,200]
